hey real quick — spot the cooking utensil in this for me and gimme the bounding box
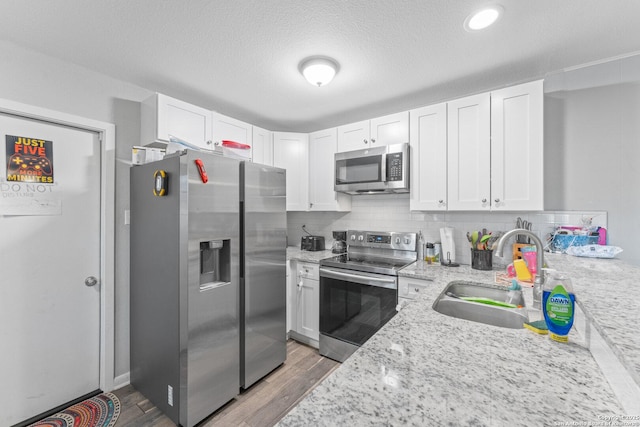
[480,233,492,250]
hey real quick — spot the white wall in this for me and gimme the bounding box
[545,80,640,265]
[0,40,152,379]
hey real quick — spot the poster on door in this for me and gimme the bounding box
[6,135,54,184]
[1,135,60,215]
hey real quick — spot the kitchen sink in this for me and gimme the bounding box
[432,281,528,329]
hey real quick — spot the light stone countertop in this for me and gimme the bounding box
[278,251,637,426]
[287,246,337,264]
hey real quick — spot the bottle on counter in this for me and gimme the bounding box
[417,231,424,260]
[542,272,576,343]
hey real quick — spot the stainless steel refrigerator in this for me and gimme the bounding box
[130,151,240,427]
[240,162,287,389]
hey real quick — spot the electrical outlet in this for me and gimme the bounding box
[168,385,173,406]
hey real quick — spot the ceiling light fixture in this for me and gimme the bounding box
[464,5,503,31]
[299,57,339,87]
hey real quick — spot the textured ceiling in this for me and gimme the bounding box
[1,0,640,132]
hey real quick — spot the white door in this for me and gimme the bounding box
[0,112,101,426]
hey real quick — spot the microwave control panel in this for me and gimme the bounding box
[386,153,403,181]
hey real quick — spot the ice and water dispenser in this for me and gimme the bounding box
[199,239,230,291]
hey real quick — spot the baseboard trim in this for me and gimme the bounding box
[113,372,130,391]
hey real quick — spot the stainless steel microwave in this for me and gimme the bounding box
[334,143,409,195]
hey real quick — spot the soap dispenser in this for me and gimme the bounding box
[542,272,576,343]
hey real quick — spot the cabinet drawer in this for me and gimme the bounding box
[297,262,319,280]
[398,277,432,299]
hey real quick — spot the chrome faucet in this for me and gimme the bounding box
[495,228,544,309]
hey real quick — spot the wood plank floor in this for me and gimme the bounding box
[113,340,339,427]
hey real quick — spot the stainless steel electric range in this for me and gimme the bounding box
[319,230,417,362]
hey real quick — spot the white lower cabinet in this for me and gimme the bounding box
[290,261,319,348]
[397,277,433,310]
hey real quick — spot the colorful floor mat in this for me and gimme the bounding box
[29,392,120,427]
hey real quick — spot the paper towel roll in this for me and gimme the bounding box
[440,227,456,263]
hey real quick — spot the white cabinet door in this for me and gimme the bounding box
[298,277,319,342]
[252,126,273,166]
[491,80,544,210]
[337,120,370,152]
[294,263,319,343]
[337,112,409,152]
[212,112,252,159]
[447,93,491,210]
[309,128,351,211]
[290,262,319,346]
[140,93,213,149]
[369,111,409,147]
[273,132,309,211]
[409,103,448,210]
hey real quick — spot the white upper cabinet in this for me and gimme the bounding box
[409,103,448,211]
[308,128,351,212]
[251,126,273,166]
[273,132,309,211]
[337,111,409,152]
[447,93,492,210]
[211,112,252,159]
[490,80,544,210]
[140,93,213,149]
[444,80,543,211]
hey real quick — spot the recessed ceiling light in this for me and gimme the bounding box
[464,5,503,32]
[299,57,339,87]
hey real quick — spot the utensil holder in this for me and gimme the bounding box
[471,249,493,270]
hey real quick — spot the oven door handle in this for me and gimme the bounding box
[320,267,397,290]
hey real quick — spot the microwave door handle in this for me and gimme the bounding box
[320,268,397,289]
[381,153,388,183]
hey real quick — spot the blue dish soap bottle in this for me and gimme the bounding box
[543,273,575,342]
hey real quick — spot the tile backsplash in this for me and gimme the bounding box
[287,194,607,267]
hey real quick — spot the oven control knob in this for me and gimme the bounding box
[350,235,356,241]
[358,235,364,242]
[404,236,411,244]
[395,237,400,244]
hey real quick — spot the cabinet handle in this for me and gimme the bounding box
[363,139,368,144]
[438,199,444,204]
[482,198,487,203]
[494,198,500,203]
[208,140,214,146]
[371,138,376,144]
